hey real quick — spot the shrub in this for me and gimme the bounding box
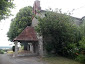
[0,50,4,54]
[64,43,78,58]
[75,37,85,63]
[76,54,85,63]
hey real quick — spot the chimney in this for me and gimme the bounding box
[33,0,41,15]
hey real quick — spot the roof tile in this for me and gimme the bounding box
[14,26,38,42]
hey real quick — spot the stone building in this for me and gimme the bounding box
[13,0,85,57]
[32,0,85,26]
[13,0,44,57]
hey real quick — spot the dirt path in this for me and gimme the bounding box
[0,54,46,64]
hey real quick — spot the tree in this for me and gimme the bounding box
[75,19,85,63]
[36,11,80,55]
[7,6,33,41]
[0,0,14,20]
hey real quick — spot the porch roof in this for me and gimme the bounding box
[14,26,38,42]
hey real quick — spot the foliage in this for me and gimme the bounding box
[74,20,85,63]
[35,9,85,63]
[74,37,85,63]
[0,49,4,54]
[76,54,85,63]
[36,11,80,56]
[78,37,85,54]
[7,6,33,41]
[0,0,14,20]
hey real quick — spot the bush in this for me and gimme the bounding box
[0,50,4,54]
[36,10,85,63]
[75,37,85,63]
[76,54,85,63]
[65,43,78,58]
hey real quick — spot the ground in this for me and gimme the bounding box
[0,54,82,64]
[43,56,82,64]
[0,54,46,64]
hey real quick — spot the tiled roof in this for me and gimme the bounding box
[14,26,38,42]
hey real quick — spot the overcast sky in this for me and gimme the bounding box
[0,0,85,46]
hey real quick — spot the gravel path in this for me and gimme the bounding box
[0,54,46,64]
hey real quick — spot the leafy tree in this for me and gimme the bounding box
[7,6,33,41]
[75,20,85,63]
[0,0,14,20]
[36,11,80,55]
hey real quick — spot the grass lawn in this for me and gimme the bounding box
[42,56,82,64]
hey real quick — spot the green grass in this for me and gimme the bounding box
[42,56,82,64]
